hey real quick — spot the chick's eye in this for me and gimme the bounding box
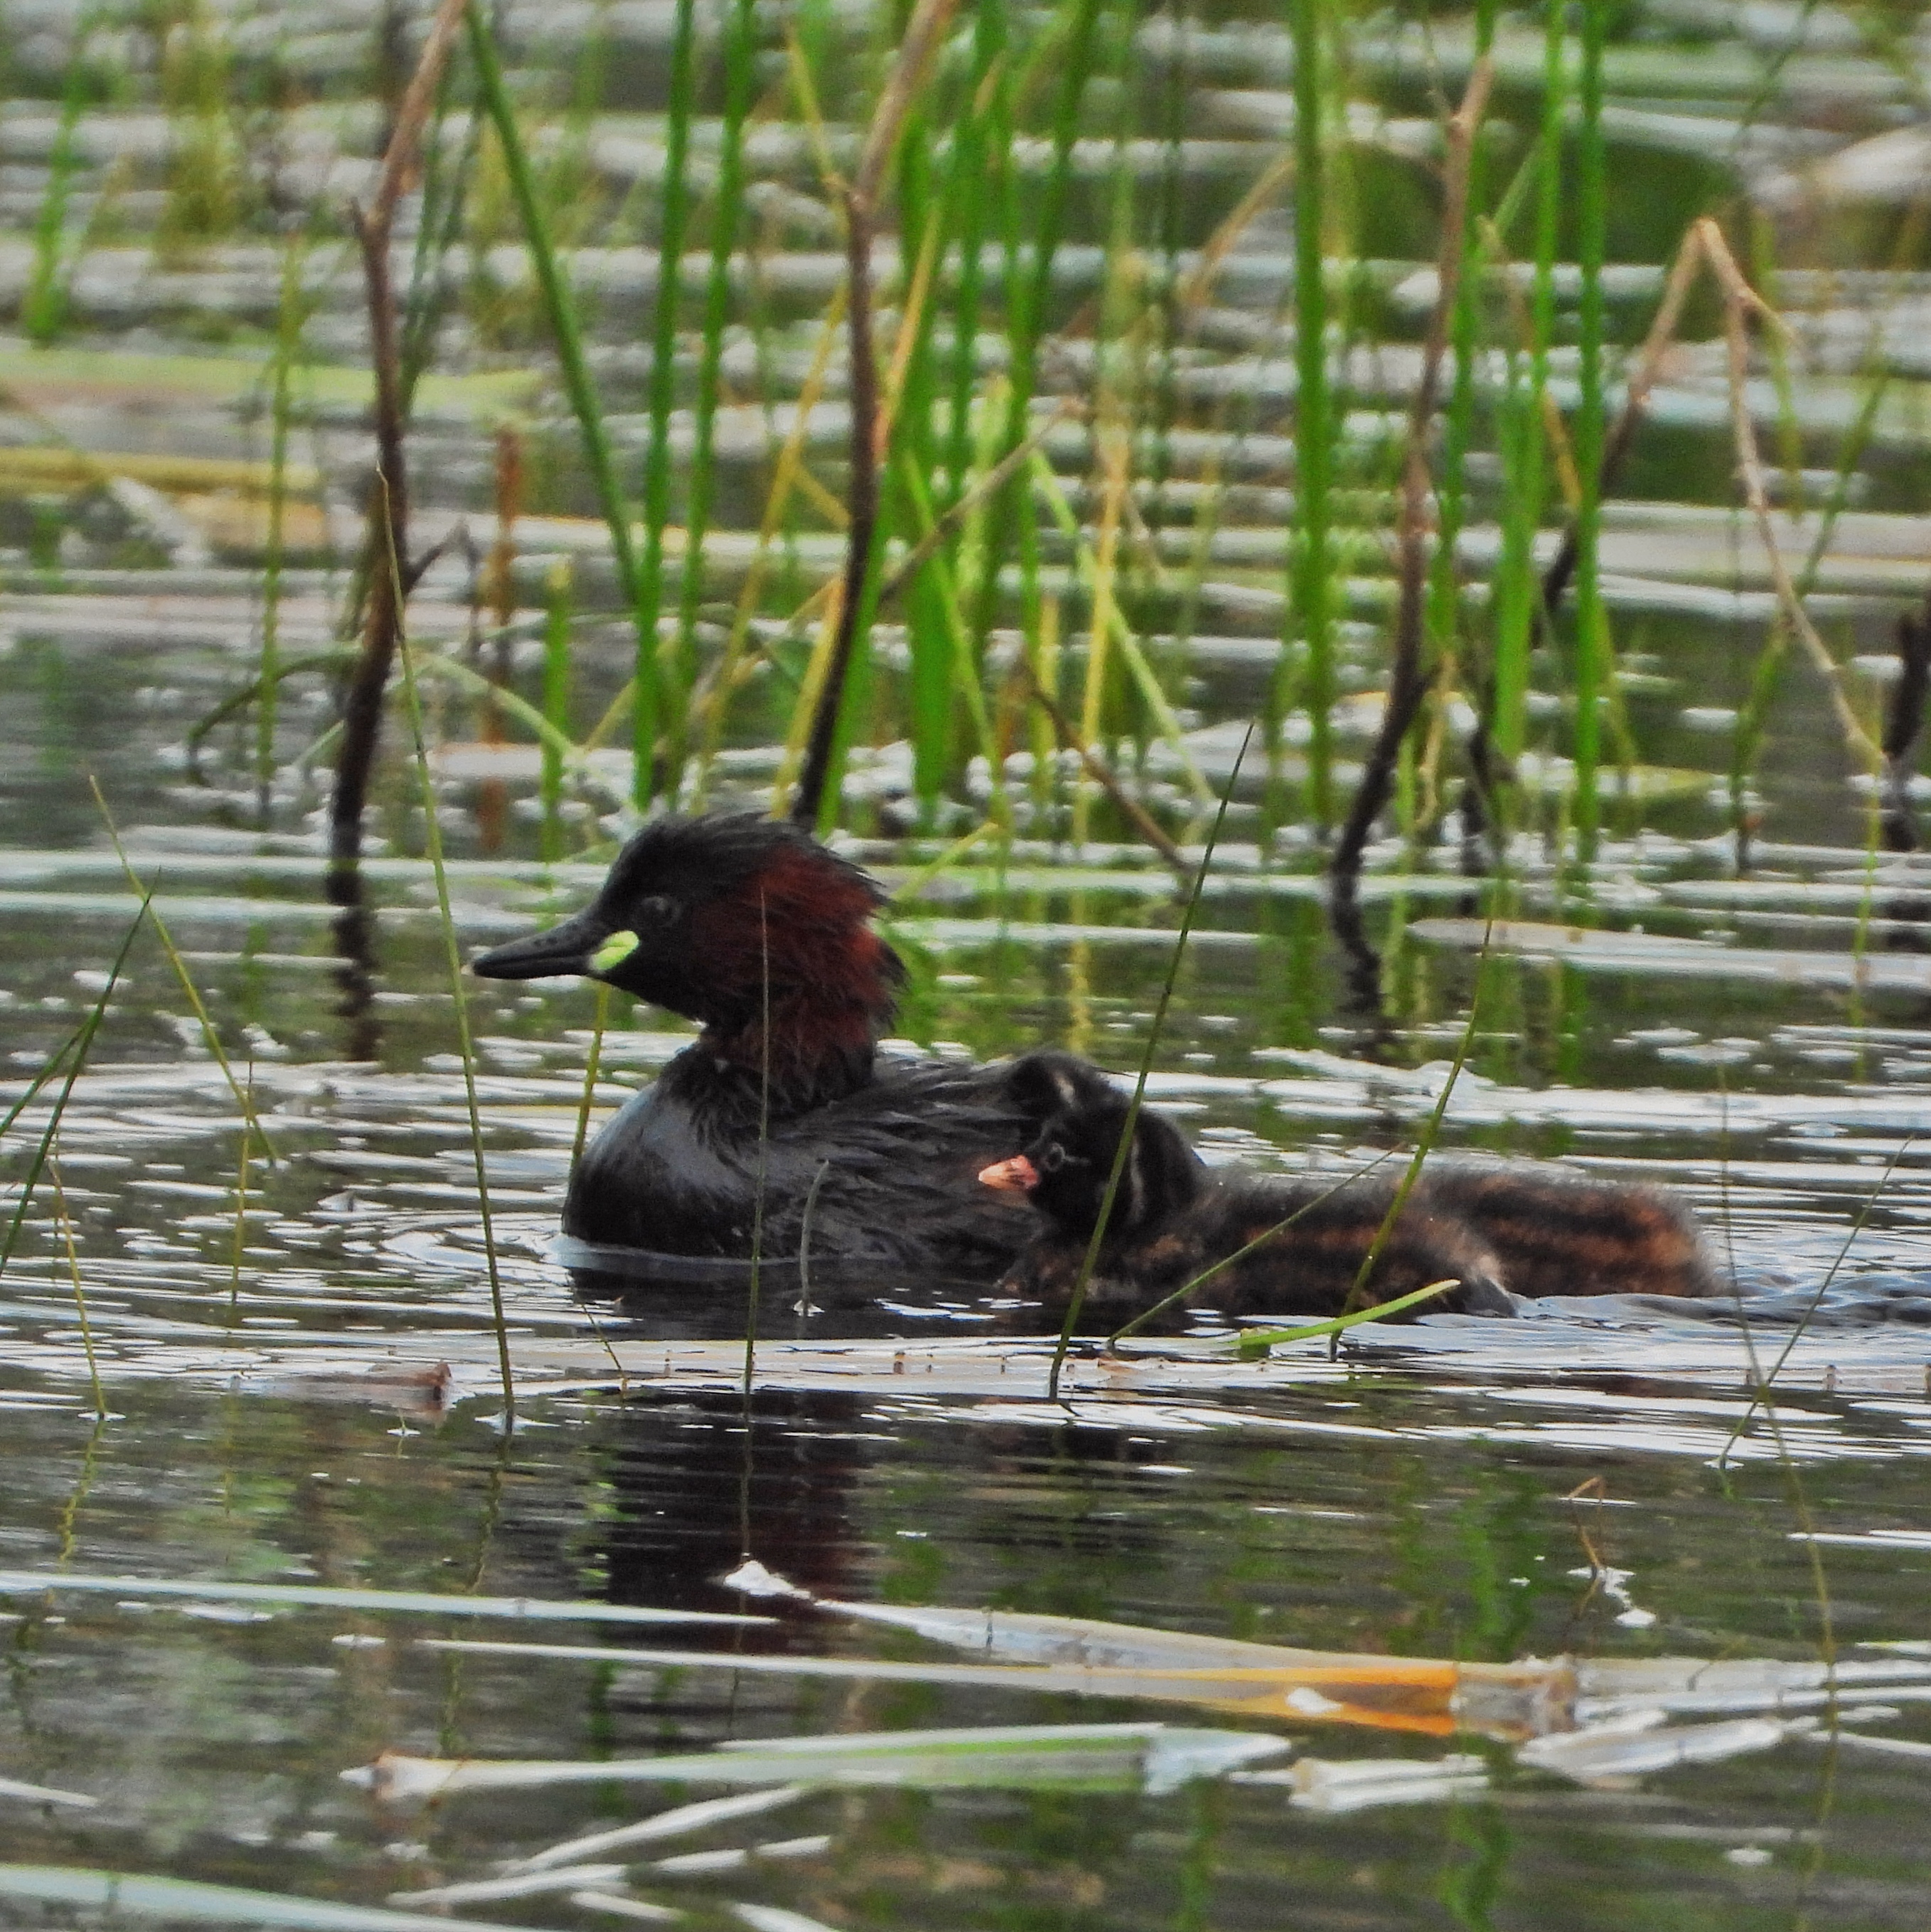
[634,895,679,928]
[1040,1142,1068,1173]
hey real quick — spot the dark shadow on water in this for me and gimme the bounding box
[326,861,382,1063]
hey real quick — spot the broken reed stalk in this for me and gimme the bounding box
[789,0,963,833]
[1328,61,1491,965]
[1016,662,1190,876]
[329,0,468,871]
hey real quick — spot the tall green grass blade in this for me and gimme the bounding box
[23,4,97,344]
[669,0,759,800]
[974,0,1105,662]
[635,0,701,807]
[539,560,573,861]
[48,1157,107,1419]
[386,503,514,1427]
[257,232,309,820]
[1570,0,1610,864]
[463,3,648,773]
[91,782,276,1164]
[1,901,147,1279]
[941,0,1005,510]
[1280,0,1332,833]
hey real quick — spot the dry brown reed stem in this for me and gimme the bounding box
[1329,58,1493,914]
[1696,217,1883,776]
[329,0,468,868]
[1537,223,1704,622]
[1016,662,1191,876]
[791,0,964,831]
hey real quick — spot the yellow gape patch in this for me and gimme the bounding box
[590,928,640,974]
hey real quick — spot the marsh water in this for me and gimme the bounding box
[9,0,1931,1927]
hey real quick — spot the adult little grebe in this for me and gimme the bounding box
[979,1052,1717,1327]
[472,813,1030,1270]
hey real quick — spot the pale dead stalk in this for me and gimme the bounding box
[1698,216,1882,774]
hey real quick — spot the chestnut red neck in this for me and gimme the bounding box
[686,844,903,1109]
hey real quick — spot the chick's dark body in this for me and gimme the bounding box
[1009,1169,1515,1328]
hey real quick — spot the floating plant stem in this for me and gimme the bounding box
[1233,1278,1459,1359]
[1047,726,1253,1403]
[1,901,147,1280]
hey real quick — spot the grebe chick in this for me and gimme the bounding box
[472,812,1030,1272]
[978,1053,1514,1328]
[980,1053,1720,1325]
[1420,1162,1718,1300]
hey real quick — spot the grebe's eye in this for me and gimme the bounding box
[1040,1142,1068,1174]
[633,894,679,928]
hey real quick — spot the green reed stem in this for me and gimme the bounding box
[942,0,1005,509]
[1047,724,1252,1403]
[574,982,610,1171]
[90,781,276,1164]
[393,566,515,1428]
[464,3,649,758]
[1,900,147,1279]
[1282,0,1332,833]
[257,232,307,819]
[669,0,757,800]
[540,559,573,862]
[1428,0,1496,741]
[1235,1276,1459,1357]
[48,1155,107,1419]
[974,0,1104,659]
[23,4,97,343]
[226,1059,254,1327]
[636,0,699,807]
[1571,0,1609,863]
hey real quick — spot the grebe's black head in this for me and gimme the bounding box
[472,813,903,1085]
[979,1051,1203,1243]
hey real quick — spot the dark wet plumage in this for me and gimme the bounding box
[474,813,1031,1273]
[984,1052,1718,1329]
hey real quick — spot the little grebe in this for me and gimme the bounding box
[979,1052,1717,1327]
[472,813,1030,1271]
